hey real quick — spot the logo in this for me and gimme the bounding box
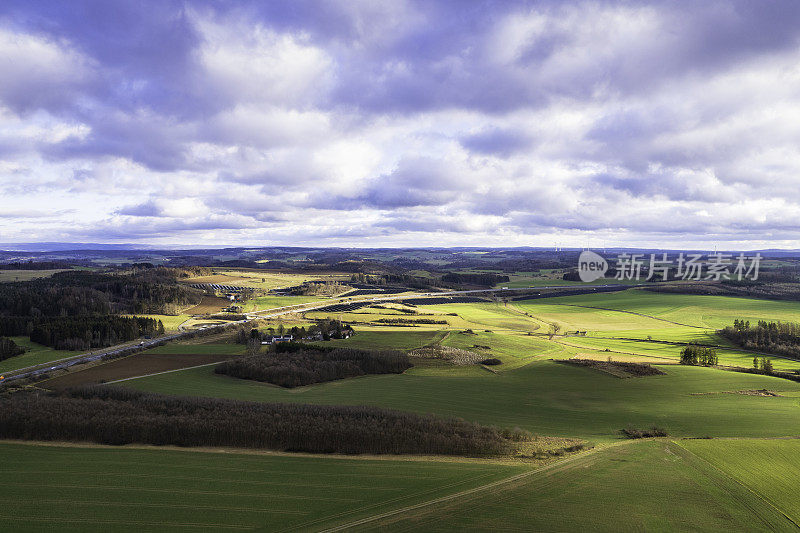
[578,250,608,282]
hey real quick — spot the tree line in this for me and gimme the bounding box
[375,317,447,325]
[441,272,510,287]
[0,262,72,270]
[234,320,355,346]
[0,387,525,456]
[0,337,24,361]
[27,316,164,350]
[720,319,800,359]
[215,346,411,388]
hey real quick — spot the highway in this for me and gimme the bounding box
[0,283,638,387]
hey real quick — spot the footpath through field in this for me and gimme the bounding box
[311,443,618,532]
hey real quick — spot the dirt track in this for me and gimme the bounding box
[43,352,237,390]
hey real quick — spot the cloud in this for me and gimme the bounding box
[0,27,96,113]
[1,0,800,248]
[117,198,209,218]
[194,13,335,108]
[459,127,533,157]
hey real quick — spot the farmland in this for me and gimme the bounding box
[678,438,800,525]
[0,269,70,282]
[42,347,243,389]
[9,282,800,531]
[0,442,525,532]
[365,439,798,532]
[2,438,797,532]
[104,288,800,446]
[181,269,350,291]
[127,356,800,443]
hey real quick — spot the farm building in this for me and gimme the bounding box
[261,335,293,345]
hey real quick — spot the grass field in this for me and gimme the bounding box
[555,335,800,371]
[6,439,795,532]
[0,442,524,532]
[121,314,191,331]
[0,337,83,374]
[119,290,800,443]
[678,438,800,526]
[366,439,798,532]
[125,359,800,443]
[424,302,541,332]
[0,269,70,282]
[520,290,800,329]
[310,329,447,351]
[9,286,800,531]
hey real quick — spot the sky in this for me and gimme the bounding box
[1,0,800,250]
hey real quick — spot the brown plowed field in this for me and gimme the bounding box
[185,296,230,314]
[43,352,237,390]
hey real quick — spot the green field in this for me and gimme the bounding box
[310,329,446,351]
[15,287,800,531]
[2,439,798,532]
[678,439,800,526]
[366,439,798,532]
[0,337,83,374]
[521,290,800,329]
[555,335,800,371]
[0,442,524,532]
[126,358,800,443]
[121,314,191,331]
[122,290,800,444]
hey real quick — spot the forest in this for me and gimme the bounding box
[0,261,72,270]
[0,387,524,456]
[0,268,201,317]
[0,268,197,351]
[216,346,412,387]
[0,314,165,351]
[30,316,164,350]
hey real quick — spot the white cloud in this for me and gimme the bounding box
[195,13,334,107]
[3,1,800,248]
[0,26,95,112]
